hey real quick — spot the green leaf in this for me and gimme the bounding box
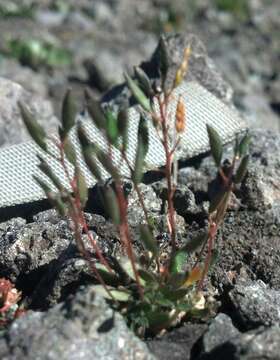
[132,115,149,184]
[169,250,188,274]
[117,108,129,152]
[103,186,121,225]
[138,269,157,285]
[124,72,151,112]
[94,285,130,302]
[206,124,223,167]
[37,155,64,191]
[61,89,76,140]
[161,287,189,302]
[181,232,208,253]
[19,101,47,151]
[105,109,119,145]
[84,88,106,129]
[146,311,172,334]
[139,224,158,257]
[75,167,88,207]
[63,136,77,165]
[238,133,251,157]
[234,154,249,184]
[134,66,153,98]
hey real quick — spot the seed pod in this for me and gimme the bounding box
[61,89,76,141]
[117,108,128,152]
[63,136,77,165]
[75,167,88,208]
[103,186,121,225]
[158,36,169,87]
[174,46,191,88]
[175,96,186,133]
[84,88,106,129]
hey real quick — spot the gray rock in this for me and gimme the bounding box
[228,280,280,329]
[0,286,154,360]
[199,314,280,360]
[202,313,240,354]
[0,77,58,147]
[0,211,74,281]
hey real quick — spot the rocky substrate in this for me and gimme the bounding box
[0,3,279,358]
[0,126,279,359]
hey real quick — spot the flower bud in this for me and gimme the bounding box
[175,96,186,133]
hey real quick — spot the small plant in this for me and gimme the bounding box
[5,38,72,69]
[0,278,22,327]
[19,37,250,337]
[214,0,249,21]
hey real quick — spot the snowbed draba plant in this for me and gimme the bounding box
[19,38,250,337]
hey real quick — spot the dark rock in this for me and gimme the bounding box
[0,211,73,282]
[228,280,280,330]
[147,323,207,360]
[0,286,154,360]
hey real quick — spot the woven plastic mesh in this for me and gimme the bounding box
[0,81,246,208]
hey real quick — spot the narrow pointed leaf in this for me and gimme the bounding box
[105,109,119,145]
[234,154,249,184]
[37,155,64,191]
[238,133,251,157]
[61,89,76,140]
[206,124,223,167]
[132,116,149,184]
[139,224,158,256]
[124,72,151,112]
[103,186,121,225]
[85,88,106,129]
[19,101,47,151]
[134,66,153,98]
[93,285,130,302]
